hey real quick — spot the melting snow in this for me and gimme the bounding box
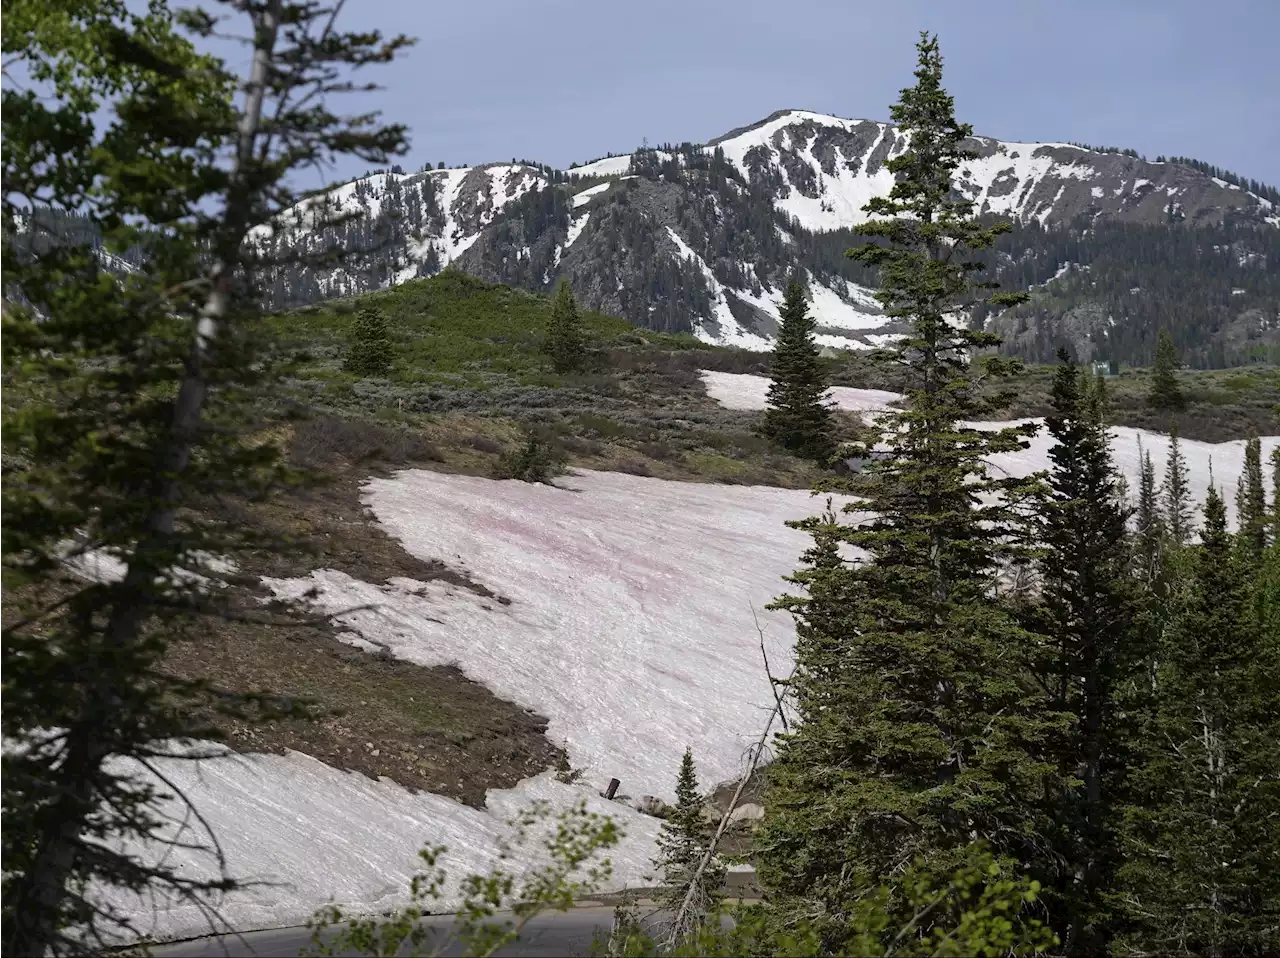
[127,370,1275,942]
[701,370,900,413]
[99,751,661,944]
[707,111,1103,232]
[666,228,772,350]
[572,182,611,208]
[564,211,591,252]
[805,275,884,331]
[267,470,845,805]
[702,372,1278,532]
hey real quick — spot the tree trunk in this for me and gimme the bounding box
[6,7,282,953]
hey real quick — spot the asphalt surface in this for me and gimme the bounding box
[149,906,656,957]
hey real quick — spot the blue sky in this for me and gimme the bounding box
[300,0,1279,186]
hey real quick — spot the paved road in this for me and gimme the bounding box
[150,907,656,957]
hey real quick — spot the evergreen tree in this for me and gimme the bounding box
[1132,442,1165,586]
[1273,447,1280,543]
[1117,487,1280,956]
[757,34,1064,948]
[344,304,394,375]
[498,430,567,484]
[1162,424,1194,546]
[1235,435,1267,553]
[761,281,835,462]
[1,3,411,953]
[1034,351,1142,955]
[768,501,849,709]
[654,749,723,943]
[1147,329,1185,411]
[546,278,586,373]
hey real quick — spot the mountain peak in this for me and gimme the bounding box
[258,111,1279,366]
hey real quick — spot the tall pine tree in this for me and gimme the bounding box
[1147,329,1185,411]
[1163,424,1194,546]
[1272,448,1280,541]
[1132,442,1165,587]
[757,34,1064,948]
[1033,351,1142,956]
[1,2,411,952]
[761,281,835,462]
[546,278,586,373]
[1235,435,1267,553]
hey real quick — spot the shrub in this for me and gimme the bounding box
[496,432,567,484]
[290,413,441,467]
[344,305,394,376]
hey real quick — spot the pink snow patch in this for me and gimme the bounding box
[264,470,863,801]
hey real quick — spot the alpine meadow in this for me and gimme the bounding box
[3,3,1278,957]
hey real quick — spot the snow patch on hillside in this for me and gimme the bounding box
[708,111,1107,231]
[572,182,611,207]
[959,145,1096,222]
[666,228,772,350]
[702,371,1279,530]
[99,751,662,944]
[701,370,901,413]
[806,275,885,331]
[267,470,848,804]
[574,155,631,177]
[565,210,591,250]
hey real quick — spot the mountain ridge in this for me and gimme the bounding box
[254,109,1280,368]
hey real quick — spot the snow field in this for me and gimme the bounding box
[98,750,661,943]
[266,470,854,803]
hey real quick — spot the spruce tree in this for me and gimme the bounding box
[1235,435,1267,553]
[654,749,723,943]
[1116,487,1280,956]
[344,304,394,376]
[761,281,835,462]
[757,34,1064,947]
[1271,447,1280,544]
[1133,442,1165,586]
[546,278,586,373]
[1,3,411,953]
[1162,424,1194,546]
[1147,329,1185,411]
[1034,351,1142,956]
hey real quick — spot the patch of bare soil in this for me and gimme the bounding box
[163,422,565,806]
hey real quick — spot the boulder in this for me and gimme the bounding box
[728,802,765,823]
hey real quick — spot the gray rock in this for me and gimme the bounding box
[728,803,765,823]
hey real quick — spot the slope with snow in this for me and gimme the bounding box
[665,228,772,350]
[255,163,549,296]
[100,749,661,944]
[701,369,901,413]
[701,371,1280,530]
[704,110,1273,233]
[265,470,837,803]
[107,468,851,942]
[110,376,1276,942]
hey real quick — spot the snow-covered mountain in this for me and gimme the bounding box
[257,109,1280,365]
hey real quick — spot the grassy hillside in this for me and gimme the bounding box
[267,269,832,488]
